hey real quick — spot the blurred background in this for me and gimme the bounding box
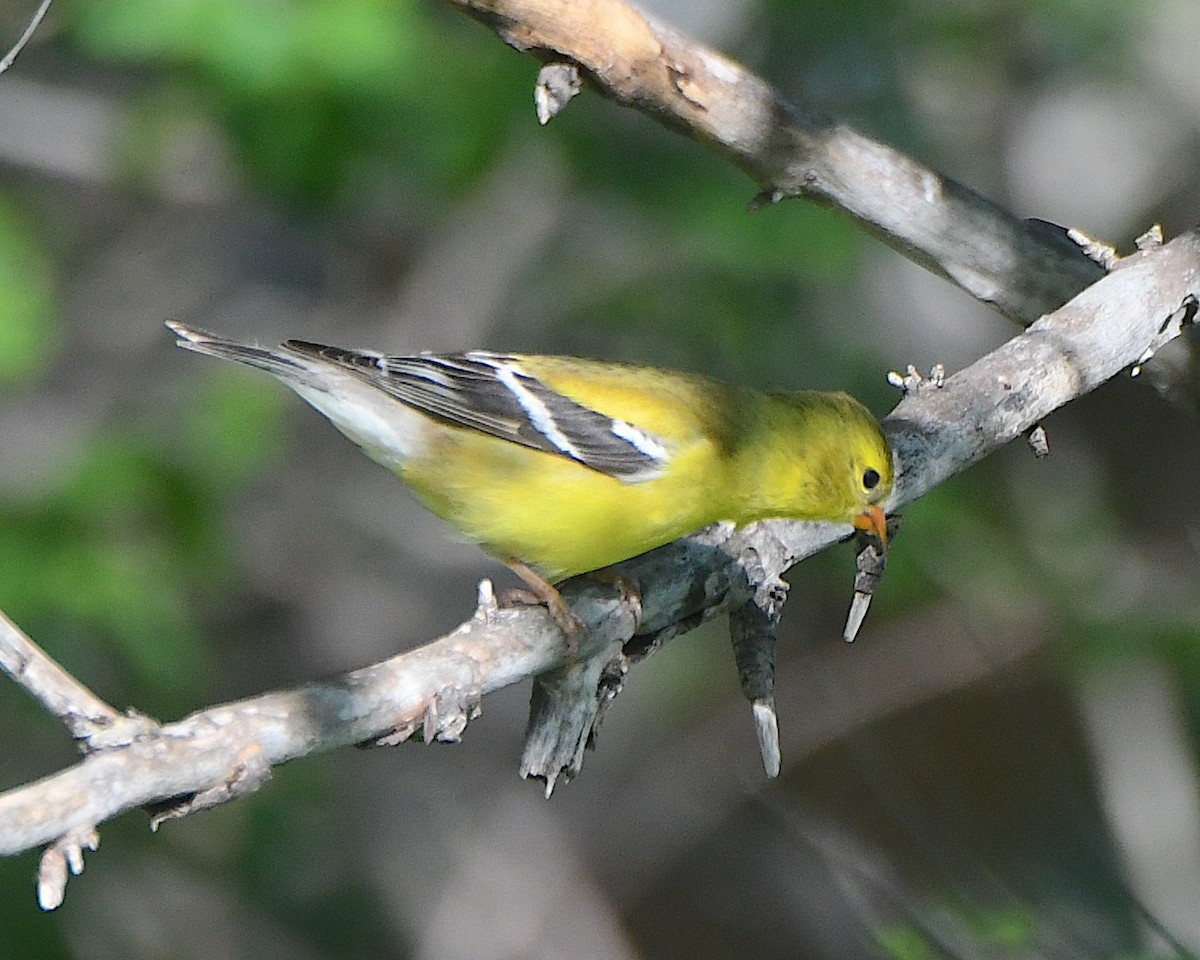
[0,0,1198,957]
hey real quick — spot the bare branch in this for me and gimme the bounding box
[0,609,157,749]
[1,228,1196,893]
[884,238,1200,505]
[446,0,1104,324]
[0,0,52,76]
[0,581,640,859]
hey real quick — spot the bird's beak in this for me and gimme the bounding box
[852,504,888,550]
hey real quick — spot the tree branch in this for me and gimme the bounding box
[446,0,1106,324]
[2,228,1197,908]
[0,610,155,750]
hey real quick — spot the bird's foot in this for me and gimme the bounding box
[502,560,586,643]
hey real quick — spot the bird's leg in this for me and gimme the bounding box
[502,560,585,638]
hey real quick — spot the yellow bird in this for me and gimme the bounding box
[167,322,893,624]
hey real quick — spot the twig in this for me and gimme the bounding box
[0,0,52,76]
[0,609,152,749]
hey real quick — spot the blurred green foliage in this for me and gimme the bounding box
[0,393,281,705]
[875,905,1038,959]
[0,198,58,385]
[71,0,530,203]
[0,866,73,959]
[0,317,289,705]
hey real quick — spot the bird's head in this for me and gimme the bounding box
[845,423,893,550]
[748,390,894,545]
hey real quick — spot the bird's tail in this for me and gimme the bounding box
[166,320,309,380]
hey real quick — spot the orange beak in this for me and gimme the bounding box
[852,504,888,550]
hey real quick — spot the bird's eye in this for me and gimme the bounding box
[862,468,881,491]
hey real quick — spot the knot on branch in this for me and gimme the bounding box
[37,825,99,911]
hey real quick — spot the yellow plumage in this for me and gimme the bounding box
[167,323,893,586]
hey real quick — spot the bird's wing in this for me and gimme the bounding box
[283,344,670,482]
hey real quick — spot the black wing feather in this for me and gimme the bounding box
[282,343,667,481]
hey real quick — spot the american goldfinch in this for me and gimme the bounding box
[167,321,893,622]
